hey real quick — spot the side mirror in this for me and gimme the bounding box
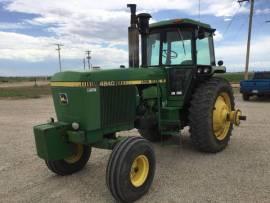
[218,60,224,66]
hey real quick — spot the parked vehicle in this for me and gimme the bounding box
[240,71,270,100]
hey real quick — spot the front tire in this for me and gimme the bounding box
[106,136,156,202]
[189,77,235,153]
[45,144,91,176]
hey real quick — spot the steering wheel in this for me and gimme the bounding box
[162,49,178,59]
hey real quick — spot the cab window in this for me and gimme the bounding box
[196,33,212,65]
[162,31,192,65]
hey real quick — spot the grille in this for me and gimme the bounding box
[100,86,136,128]
[168,68,192,96]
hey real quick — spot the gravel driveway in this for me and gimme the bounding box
[0,95,269,202]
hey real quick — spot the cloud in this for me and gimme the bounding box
[5,0,250,45]
[1,0,266,75]
[0,31,128,67]
[255,8,270,15]
[0,22,29,30]
[214,30,223,41]
[215,36,270,71]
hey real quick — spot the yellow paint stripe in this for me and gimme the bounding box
[50,79,166,87]
[50,82,82,87]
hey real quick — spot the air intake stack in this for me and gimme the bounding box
[137,13,151,67]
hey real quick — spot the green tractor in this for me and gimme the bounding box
[33,4,246,202]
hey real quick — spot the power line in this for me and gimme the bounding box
[223,3,242,35]
[55,44,64,72]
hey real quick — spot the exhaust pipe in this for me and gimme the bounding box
[127,4,139,68]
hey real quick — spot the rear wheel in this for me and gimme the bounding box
[45,144,91,175]
[243,93,250,101]
[189,77,235,153]
[106,136,155,202]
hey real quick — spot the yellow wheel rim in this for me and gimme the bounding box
[130,155,149,187]
[64,144,84,164]
[213,92,231,141]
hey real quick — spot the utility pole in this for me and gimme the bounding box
[86,50,91,70]
[83,58,86,70]
[55,44,64,72]
[238,0,254,80]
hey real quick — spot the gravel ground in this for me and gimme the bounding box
[0,94,269,203]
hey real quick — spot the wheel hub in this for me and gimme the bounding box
[130,155,149,187]
[213,93,231,140]
[64,144,84,164]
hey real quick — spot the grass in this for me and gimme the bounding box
[0,76,50,83]
[0,72,247,99]
[0,85,51,99]
[216,72,253,83]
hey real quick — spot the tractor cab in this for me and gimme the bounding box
[148,19,215,69]
[128,4,225,75]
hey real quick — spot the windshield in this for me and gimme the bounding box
[147,29,193,66]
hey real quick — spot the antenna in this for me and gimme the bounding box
[198,0,201,22]
[55,43,64,72]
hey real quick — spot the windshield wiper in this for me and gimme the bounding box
[177,28,186,56]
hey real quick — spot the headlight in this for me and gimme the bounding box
[203,67,211,74]
[197,68,203,74]
[72,122,80,130]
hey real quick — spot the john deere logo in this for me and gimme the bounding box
[59,93,68,104]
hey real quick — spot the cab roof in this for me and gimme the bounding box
[150,18,213,31]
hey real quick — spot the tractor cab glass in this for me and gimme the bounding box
[146,27,216,67]
[196,31,215,66]
[147,28,193,66]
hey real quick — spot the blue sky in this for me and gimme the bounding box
[0,0,269,76]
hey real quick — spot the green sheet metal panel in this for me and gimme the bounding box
[33,122,72,160]
[52,86,101,131]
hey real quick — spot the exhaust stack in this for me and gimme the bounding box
[127,4,139,68]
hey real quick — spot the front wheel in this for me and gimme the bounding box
[106,136,156,202]
[45,144,91,176]
[189,77,235,153]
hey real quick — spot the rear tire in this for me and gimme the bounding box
[106,136,155,202]
[243,93,250,101]
[45,144,91,176]
[189,77,235,153]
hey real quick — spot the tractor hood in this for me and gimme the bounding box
[51,67,166,83]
